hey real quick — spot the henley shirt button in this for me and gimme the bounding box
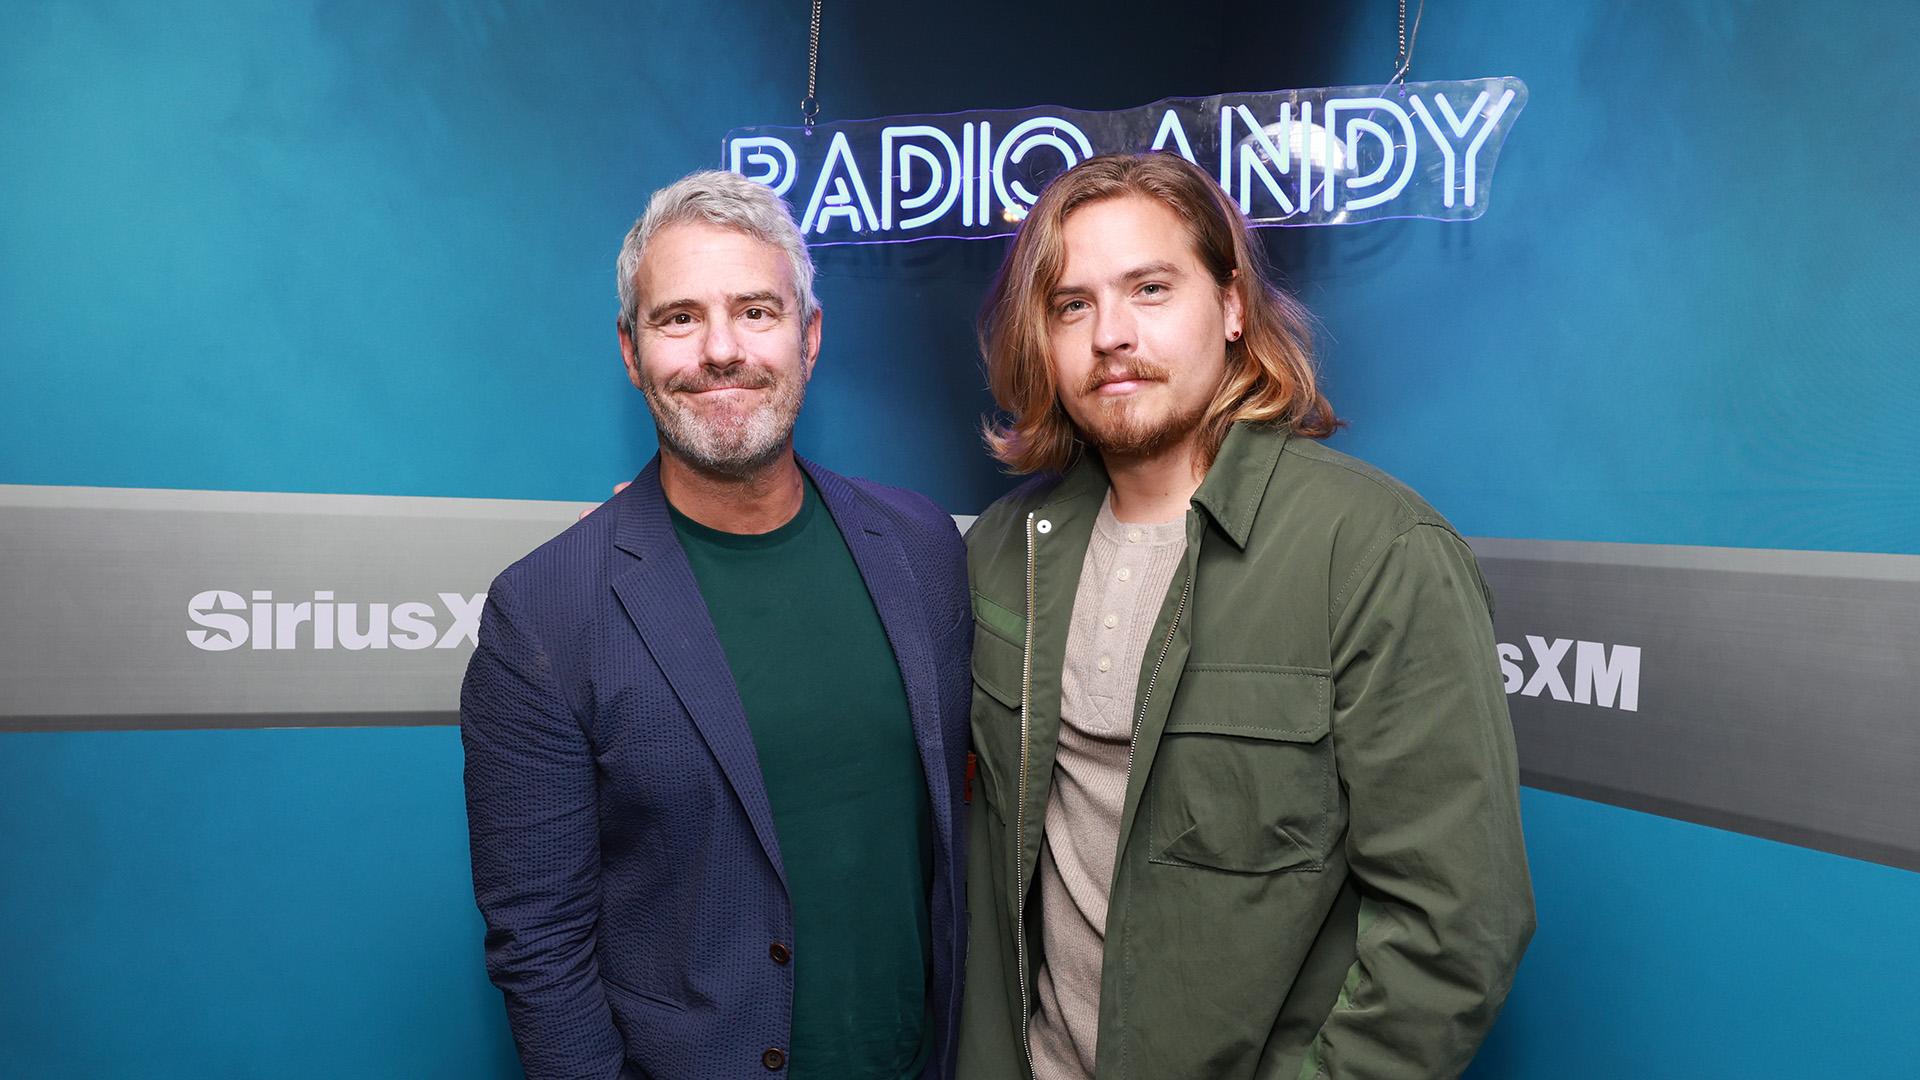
[763,1048,787,1070]
[769,942,791,964]
[1127,528,1143,543]
[1104,613,1118,628]
[1036,519,1053,534]
[1117,567,1131,581]
[1098,656,1112,672]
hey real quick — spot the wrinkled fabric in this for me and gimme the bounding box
[957,423,1535,1080]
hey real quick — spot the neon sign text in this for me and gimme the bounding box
[723,78,1528,244]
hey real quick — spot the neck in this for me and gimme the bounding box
[658,445,806,534]
[1099,433,1206,525]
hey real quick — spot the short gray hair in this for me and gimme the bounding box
[616,170,818,337]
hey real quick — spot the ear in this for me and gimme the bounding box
[800,305,824,380]
[618,320,644,391]
[1223,269,1246,343]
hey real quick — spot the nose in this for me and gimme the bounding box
[702,311,745,367]
[1090,297,1136,357]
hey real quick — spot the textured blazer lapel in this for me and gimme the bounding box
[806,461,956,846]
[610,460,787,889]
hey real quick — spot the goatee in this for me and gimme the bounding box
[1074,360,1206,459]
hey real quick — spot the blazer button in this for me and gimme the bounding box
[762,1047,787,1070]
[769,942,791,964]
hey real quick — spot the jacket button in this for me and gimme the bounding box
[762,1047,787,1070]
[769,942,791,964]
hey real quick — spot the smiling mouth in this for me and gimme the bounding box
[668,372,776,397]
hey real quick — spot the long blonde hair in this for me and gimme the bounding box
[979,152,1337,475]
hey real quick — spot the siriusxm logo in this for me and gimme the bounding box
[1498,636,1642,712]
[185,590,484,652]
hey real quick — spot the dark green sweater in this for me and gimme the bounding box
[672,477,932,1080]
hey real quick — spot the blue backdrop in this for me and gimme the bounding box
[4,1,1917,1076]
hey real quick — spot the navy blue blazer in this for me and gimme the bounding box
[462,457,972,1080]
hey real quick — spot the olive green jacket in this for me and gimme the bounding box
[957,423,1535,1080]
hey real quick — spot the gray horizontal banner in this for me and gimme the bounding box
[6,487,1915,872]
[0,484,593,729]
[1471,537,1920,872]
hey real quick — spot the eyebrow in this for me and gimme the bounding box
[644,291,788,324]
[1049,261,1186,305]
[1120,260,1183,284]
[729,291,786,310]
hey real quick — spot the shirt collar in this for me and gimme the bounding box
[1190,423,1289,550]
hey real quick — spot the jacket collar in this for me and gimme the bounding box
[1190,423,1289,550]
[800,458,960,857]
[1042,422,1290,549]
[606,457,790,889]
[611,455,669,561]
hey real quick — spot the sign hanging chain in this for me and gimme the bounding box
[802,0,823,132]
[1391,0,1425,86]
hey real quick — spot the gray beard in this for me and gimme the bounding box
[642,368,808,479]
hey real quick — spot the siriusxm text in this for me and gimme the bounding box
[1498,636,1642,711]
[186,590,483,652]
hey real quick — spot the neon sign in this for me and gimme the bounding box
[723,78,1528,244]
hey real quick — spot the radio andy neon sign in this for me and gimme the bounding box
[723,78,1527,244]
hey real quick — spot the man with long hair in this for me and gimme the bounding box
[957,152,1534,1080]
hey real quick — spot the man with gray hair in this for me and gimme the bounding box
[462,171,971,1080]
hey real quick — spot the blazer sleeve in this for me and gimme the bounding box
[462,573,626,1080]
[1303,523,1537,1079]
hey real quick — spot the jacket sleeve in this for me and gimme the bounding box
[461,573,626,1080]
[1302,523,1536,1079]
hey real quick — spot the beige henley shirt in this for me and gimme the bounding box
[1028,495,1188,1080]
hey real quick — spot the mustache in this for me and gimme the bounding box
[1079,359,1171,395]
[666,367,778,394]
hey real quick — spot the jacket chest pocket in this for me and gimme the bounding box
[968,593,1026,814]
[1146,666,1336,874]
